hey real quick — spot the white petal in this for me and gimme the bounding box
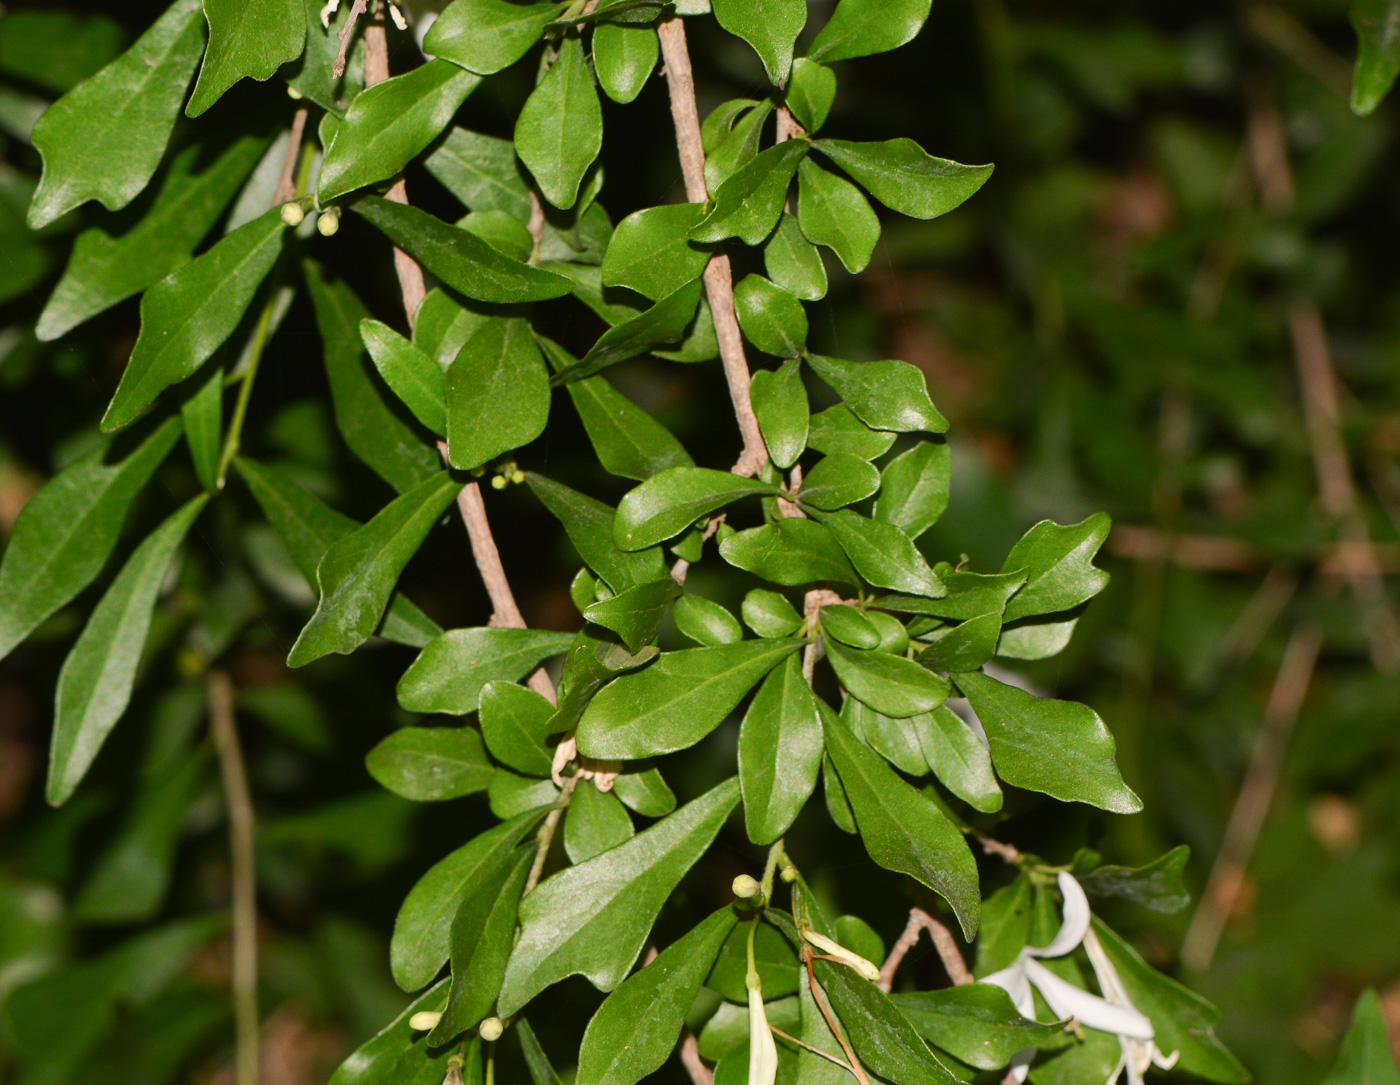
[984,959,1036,1020]
[1081,927,1132,1007]
[1023,959,1155,1040]
[749,987,779,1085]
[1027,872,1090,958]
[1007,1046,1034,1083]
[1152,1047,1180,1070]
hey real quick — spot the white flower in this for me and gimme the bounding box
[748,979,779,1085]
[983,872,1176,1084]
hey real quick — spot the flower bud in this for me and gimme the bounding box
[408,1010,442,1031]
[280,202,305,227]
[732,874,761,899]
[491,474,508,490]
[287,85,304,100]
[317,209,340,237]
[479,1016,505,1041]
[780,865,797,883]
[747,985,779,1085]
[802,929,882,983]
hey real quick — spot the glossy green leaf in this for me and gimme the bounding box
[707,920,801,1001]
[602,203,709,301]
[843,696,926,775]
[304,261,441,494]
[424,127,533,221]
[711,0,806,85]
[1351,0,1400,115]
[515,38,602,208]
[879,568,1027,622]
[425,0,561,75]
[955,670,1141,813]
[353,196,572,303]
[975,875,1031,977]
[1078,846,1191,914]
[807,0,932,62]
[413,288,491,365]
[742,589,803,638]
[102,209,285,431]
[585,577,682,653]
[1322,988,1400,1084]
[459,209,534,260]
[817,139,992,221]
[794,965,848,1085]
[479,681,555,776]
[288,472,462,666]
[827,639,948,717]
[764,211,828,302]
[703,99,775,192]
[738,654,823,844]
[1001,513,1111,622]
[787,59,837,133]
[719,518,859,588]
[806,404,897,460]
[318,61,480,202]
[518,1019,565,1085]
[892,983,1060,1071]
[593,22,658,103]
[916,706,1002,813]
[615,466,780,550]
[398,627,576,715]
[0,417,181,663]
[692,139,809,246]
[822,705,977,935]
[813,508,944,596]
[918,611,1002,672]
[180,363,223,492]
[578,639,801,758]
[735,274,807,358]
[798,453,880,511]
[27,0,204,229]
[823,751,857,833]
[525,473,667,591]
[806,354,946,433]
[564,370,694,481]
[750,359,808,470]
[555,279,705,384]
[48,495,209,806]
[497,777,740,1014]
[390,812,544,991]
[564,782,635,862]
[365,727,493,802]
[446,316,550,469]
[819,604,879,649]
[612,763,677,817]
[327,981,452,1085]
[360,319,447,435]
[285,0,364,110]
[874,441,949,539]
[186,0,304,117]
[796,158,879,273]
[673,593,744,646]
[491,770,560,818]
[577,907,738,1085]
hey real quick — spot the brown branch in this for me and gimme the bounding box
[333,0,367,78]
[1181,621,1323,971]
[208,670,259,1085]
[805,953,872,1085]
[658,15,768,477]
[976,834,1022,865]
[679,1029,714,1085]
[878,908,973,992]
[273,106,309,205]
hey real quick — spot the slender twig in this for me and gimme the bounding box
[273,106,309,205]
[658,15,768,477]
[670,514,724,584]
[976,834,1022,865]
[878,908,973,992]
[524,774,579,896]
[527,191,546,265]
[769,1026,858,1074]
[1218,565,1298,667]
[208,670,259,1085]
[216,299,277,487]
[333,0,367,78]
[1181,621,1324,971]
[805,953,872,1085]
[679,1030,714,1085]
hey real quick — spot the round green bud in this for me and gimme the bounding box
[732,874,761,899]
[780,866,797,883]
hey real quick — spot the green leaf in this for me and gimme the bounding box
[425,0,562,75]
[577,907,738,1085]
[318,60,480,202]
[554,279,704,384]
[823,751,856,833]
[918,611,1002,672]
[874,441,949,539]
[414,288,492,366]
[390,812,545,991]
[719,518,859,588]
[491,770,560,818]
[27,0,204,229]
[879,568,1027,621]
[673,593,744,646]
[365,726,493,802]
[787,59,836,133]
[518,1019,565,1085]
[180,363,223,492]
[764,211,828,302]
[816,139,992,221]
[692,139,810,246]
[353,196,572,303]
[1323,988,1400,1084]
[565,782,636,862]
[515,37,602,209]
[285,0,364,110]
[459,209,534,261]
[750,360,809,470]
[479,681,555,776]
[614,466,780,550]
[916,706,1002,813]
[0,11,126,94]
[428,845,533,1043]
[975,875,1030,977]
[813,508,944,596]
[446,316,550,469]
[807,404,897,460]
[37,130,268,341]
[0,417,181,663]
[794,965,848,1085]
[328,981,452,1085]
[304,261,441,493]
[563,370,694,481]
[48,495,209,805]
[1001,513,1111,622]
[360,319,447,435]
[424,127,533,222]
[525,473,667,590]
[703,99,775,192]
[827,639,948,718]
[822,704,978,935]
[807,0,932,62]
[797,453,880,512]
[612,762,677,817]
[796,158,879,273]
[1078,845,1191,914]
[498,777,740,1014]
[742,589,803,638]
[398,627,576,714]
[819,604,879,649]
[593,22,658,103]
[187,0,304,117]
[734,274,807,358]
[738,654,823,844]
[891,984,1061,1071]
[707,920,801,1001]
[806,354,946,433]
[711,0,806,85]
[1351,0,1400,115]
[102,209,285,431]
[602,203,710,302]
[585,578,683,653]
[287,472,462,666]
[843,696,926,775]
[577,639,801,758]
[954,670,1141,814]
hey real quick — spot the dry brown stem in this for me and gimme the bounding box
[879,907,974,991]
[273,106,309,205]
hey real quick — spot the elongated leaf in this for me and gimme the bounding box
[712,0,806,85]
[874,441,949,539]
[706,920,801,1001]
[827,640,948,717]
[806,354,946,433]
[955,670,1140,813]
[615,466,780,551]
[751,357,809,470]
[719,518,859,587]
[425,0,561,75]
[673,594,743,646]
[817,139,992,220]
[735,274,807,357]
[425,127,533,221]
[807,403,897,460]
[446,316,550,469]
[764,210,828,303]
[318,60,480,202]
[1322,988,1400,1084]
[1351,0,1400,115]
[285,0,365,110]
[593,22,659,104]
[585,578,682,654]
[360,319,447,435]
[549,630,658,735]
[564,782,635,862]
[739,654,823,844]
[515,37,602,208]
[612,763,676,817]
[102,208,285,430]
[693,139,809,246]
[918,610,1001,672]
[891,983,1059,1071]
[798,452,879,511]
[577,907,738,1085]
[1001,513,1110,621]
[398,627,576,714]
[288,472,463,666]
[1078,846,1191,914]
[823,705,978,936]
[916,706,1001,813]
[28,0,205,229]
[602,203,709,301]
[180,363,223,491]
[704,99,775,192]
[577,639,801,758]
[787,58,837,133]
[491,770,560,818]
[813,508,944,596]
[525,473,666,590]
[555,279,704,385]
[843,696,926,775]
[807,0,932,62]
[353,196,572,303]
[327,981,451,1085]
[187,0,304,117]
[48,495,209,805]
[817,961,960,1084]
[878,569,1026,622]
[796,158,879,273]
[497,777,740,1014]
[0,417,181,662]
[480,681,555,776]
[742,590,803,638]
[366,726,493,802]
[565,371,694,480]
